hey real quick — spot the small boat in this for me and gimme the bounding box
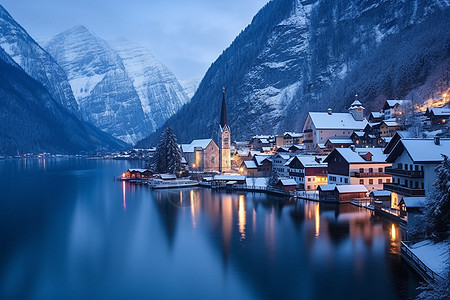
[149,178,199,189]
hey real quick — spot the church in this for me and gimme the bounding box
[181,88,231,173]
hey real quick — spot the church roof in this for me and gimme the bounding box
[220,87,228,128]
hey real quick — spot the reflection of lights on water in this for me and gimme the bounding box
[190,190,198,228]
[391,223,396,241]
[238,195,246,240]
[122,180,126,212]
[314,203,320,237]
[179,190,183,205]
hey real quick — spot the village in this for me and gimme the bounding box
[120,89,450,285]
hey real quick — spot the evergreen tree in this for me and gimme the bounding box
[424,154,450,239]
[152,127,182,175]
[268,169,279,188]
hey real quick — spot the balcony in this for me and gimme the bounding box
[385,167,424,178]
[351,172,391,178]
[383,183,425,196]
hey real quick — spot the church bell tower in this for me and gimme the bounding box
[218,87,231,172]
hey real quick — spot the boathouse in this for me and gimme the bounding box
[318,184,368,203]
[123,169,153,179]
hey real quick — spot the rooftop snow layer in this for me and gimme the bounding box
[390,138,450,163]
[308,112,367,130]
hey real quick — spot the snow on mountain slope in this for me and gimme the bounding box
[179,78,200,99]
[109,38,189,130]
[43,26,150,144]
[0,5,80,116]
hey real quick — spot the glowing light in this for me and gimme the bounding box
[314,203,320,237]
[238,195,246,240]
[239,167,244,173]
[391,223,396,241]
[122,180,126,212]
[190,189,198,228]
[193,163,196,168]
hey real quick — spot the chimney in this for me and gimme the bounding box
[434,136,441,145]
[327,108,332,115]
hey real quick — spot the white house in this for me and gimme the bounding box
[324,147,391,191]
[385,137,450,208]
[284,155,328,191]
[302,101,368,151]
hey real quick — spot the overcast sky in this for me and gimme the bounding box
[2,0,268,81]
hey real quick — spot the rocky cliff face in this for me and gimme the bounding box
[0,5,80,116]
[43,27,189,144]
[138,0,450,146]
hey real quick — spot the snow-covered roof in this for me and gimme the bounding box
[307,112,367,130]
[317,184,336,191]
[254,155,271,166]
[245,177,269,187]
[182,139,214,153]
[370,112,384,118]
[262,147,272,152]
[128,169,151,173]
[387,138,450,163]
[401,197,426,208]
[284,132,303,138]
[296,155,327,168]
[226,181,237,185]
[369,190,391,197]
[385,100,411,108]
[279,178,297,186]
[316,143,326,149]
[214,175,246,181]
[327,148,388,164]
[353,132,365,137]
[272,153,292,160]
[326,138,354,144]
[336,185,368,193]
[238,149,250,156]
[427,107,450,116]
[250,150,262,157]
[243,160,257,169]
[382,120,400,127]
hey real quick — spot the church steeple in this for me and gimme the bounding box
[219,87,228,129]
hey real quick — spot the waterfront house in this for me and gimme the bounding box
[398,197,427,231]
[369,190,391,209]
[318,184,368,203]
[254,155,272,177]
[276,178,297,192]
[239,160,258,176]
[325,147,391,191]
[284,155,328,191]
[302,101,367,151]
[181,139,219,172]
[384,137,450,208]
[123,169,153,179]
[271,153,293,177]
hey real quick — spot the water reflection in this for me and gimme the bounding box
[0,159,421,300]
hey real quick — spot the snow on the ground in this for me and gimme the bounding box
[410,239,450,276]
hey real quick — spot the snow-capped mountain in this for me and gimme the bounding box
[42,27,189,144]
[42,26,149,144]
[110,38,190,129]
[138,0,450,145]
[0,5,80,116]
[179,78,200,99]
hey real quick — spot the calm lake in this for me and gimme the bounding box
[0,159,422,300]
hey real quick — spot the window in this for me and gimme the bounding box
[415,181,419,188]
[386,179,391,183]
[211,156,215,163]
[307,186,311,190]
[369,168,373,173]
[345,178,348,183]
[308,178,311,182]
[359,179,364,185]
[340,178,342,182]
[398,163,403,169]
[369,179,373,184]
[378,167,383,172]
[414,165,419,171]
[421,182,424,189]
[359,168,364,173]
[378,179,382,184]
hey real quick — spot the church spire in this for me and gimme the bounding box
[219,86,228,128]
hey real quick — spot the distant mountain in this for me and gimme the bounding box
[42,27,189,144]
[179,78,200,99]
[137,0,450,146]
[110,38,190,129]
[0,5,80,116]
[0,47,126,155]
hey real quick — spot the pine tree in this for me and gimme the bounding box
[152,127,183,175]
[268,169,279,188]
[424,154,450,239]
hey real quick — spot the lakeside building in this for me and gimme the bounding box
[324,147,391,191]
[181,139,219,172]
[271,153,294,177]
[318,184,368,203]
[284,155,328,191]
[384,137,450,208]
[302,101,368,151]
